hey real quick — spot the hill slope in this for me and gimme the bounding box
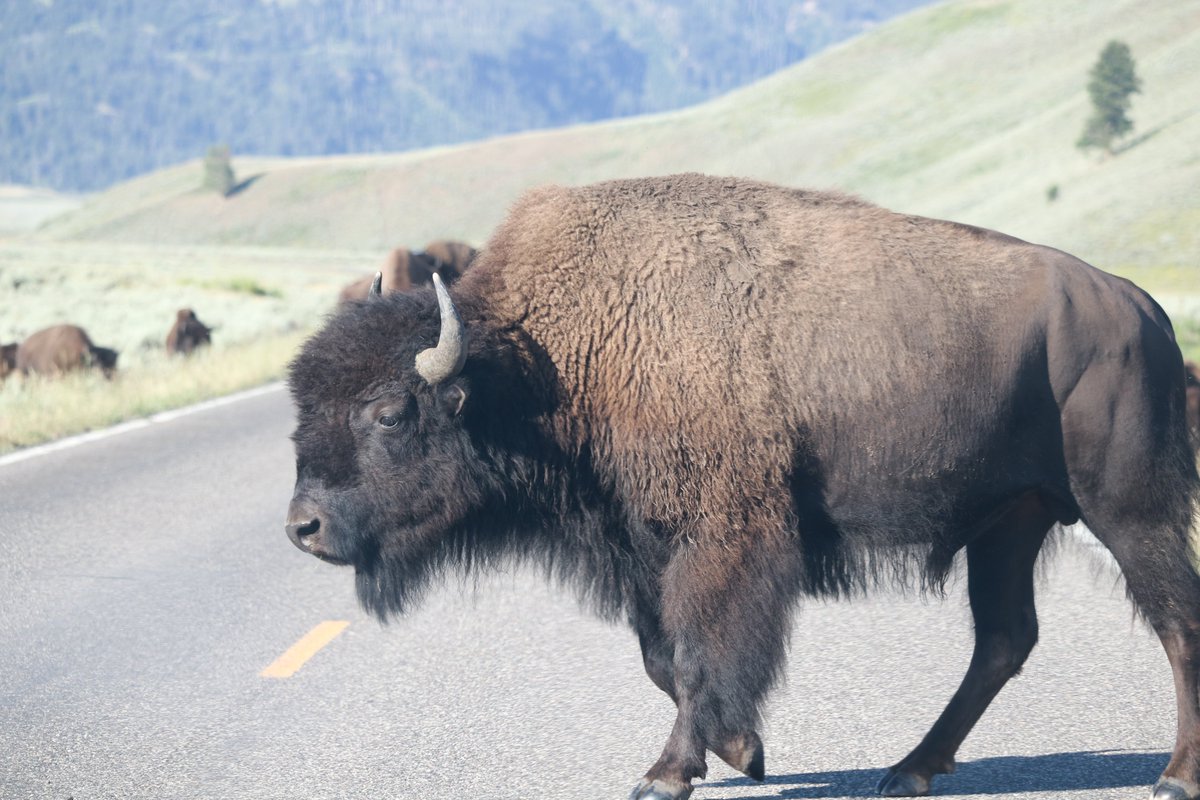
[38,0,1200,299]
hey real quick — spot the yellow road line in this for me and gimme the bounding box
[261,620,349,678]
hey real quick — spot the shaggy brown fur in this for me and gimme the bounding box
[165,308,212,356]
[17,324,118,378]
[287,174,1200,800]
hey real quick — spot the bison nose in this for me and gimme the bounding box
[285,497,326,554]
[286,516,321,551]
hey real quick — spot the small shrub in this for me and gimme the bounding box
[183,276,284,298]
[224,277,282,298]
[203,144,236,196]
[1046,184,1059,203]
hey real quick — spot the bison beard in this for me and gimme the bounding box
[286,174,1200,800]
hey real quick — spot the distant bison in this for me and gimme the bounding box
[1186,360,1199,446]
[338,243,475,304]
[17,324,118,378]
[287,174,1200,800]
[338,248,433,304]
[0,342,16,381]
[166,308,213,356]
[421,239,477,283]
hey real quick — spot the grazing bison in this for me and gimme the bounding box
[1187,360,1200,446]
[285,174,1200,800]
[421,238,478,283]
[165,308,212,356]
[338,247,437,304]
[17,324,118,379]
[338,243,476,304]
[0,342,16,381]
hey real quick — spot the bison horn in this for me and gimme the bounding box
[415,273,467,385]
[368,272,383,299]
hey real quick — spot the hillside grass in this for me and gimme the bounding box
[0,184,83,235]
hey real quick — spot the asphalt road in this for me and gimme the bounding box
[0,385,1177,800]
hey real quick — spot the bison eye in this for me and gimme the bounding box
[378,414,401,430]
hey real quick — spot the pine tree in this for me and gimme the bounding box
[1077,41,1141,155]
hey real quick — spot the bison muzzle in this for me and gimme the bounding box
[285,174,1200,800]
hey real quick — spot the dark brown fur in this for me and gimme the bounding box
[0,342,16,381]
[1186,360,1200,448]
[287,174,1200,800]
[17,324,118,379]
[165,308,212,356]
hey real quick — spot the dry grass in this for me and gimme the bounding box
[0,329,307,454]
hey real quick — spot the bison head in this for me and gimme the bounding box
[286,275,502,618]
[0,343,16,381]
[91,346,119,379]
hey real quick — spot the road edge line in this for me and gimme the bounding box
[0,381,286,469]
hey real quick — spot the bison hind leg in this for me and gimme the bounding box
[879,491,1055,797]
[1062,355,1200,799]
[1153,777,1200,800]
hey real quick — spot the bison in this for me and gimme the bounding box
[285,174,1200,800]
[421,238,478,283]
[338,243,476,305]
[338,247,437,304]
[0,342,16,381]
[17,324,118,379]
[165,308,213,356]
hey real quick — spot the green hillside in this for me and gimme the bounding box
[34,0,1200,311]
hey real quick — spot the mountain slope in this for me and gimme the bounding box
[37,0,1200,296]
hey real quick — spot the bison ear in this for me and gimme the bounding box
[439,383,467,417]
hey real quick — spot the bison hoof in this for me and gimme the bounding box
[1152,777,1200,800]
[713,731,765,781]
[628,778,694,800]
[876,768,932,797]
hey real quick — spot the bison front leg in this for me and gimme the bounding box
[630,537,794,800]
[632,595,766,782]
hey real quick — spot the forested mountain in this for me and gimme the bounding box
[2,0,933,192]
